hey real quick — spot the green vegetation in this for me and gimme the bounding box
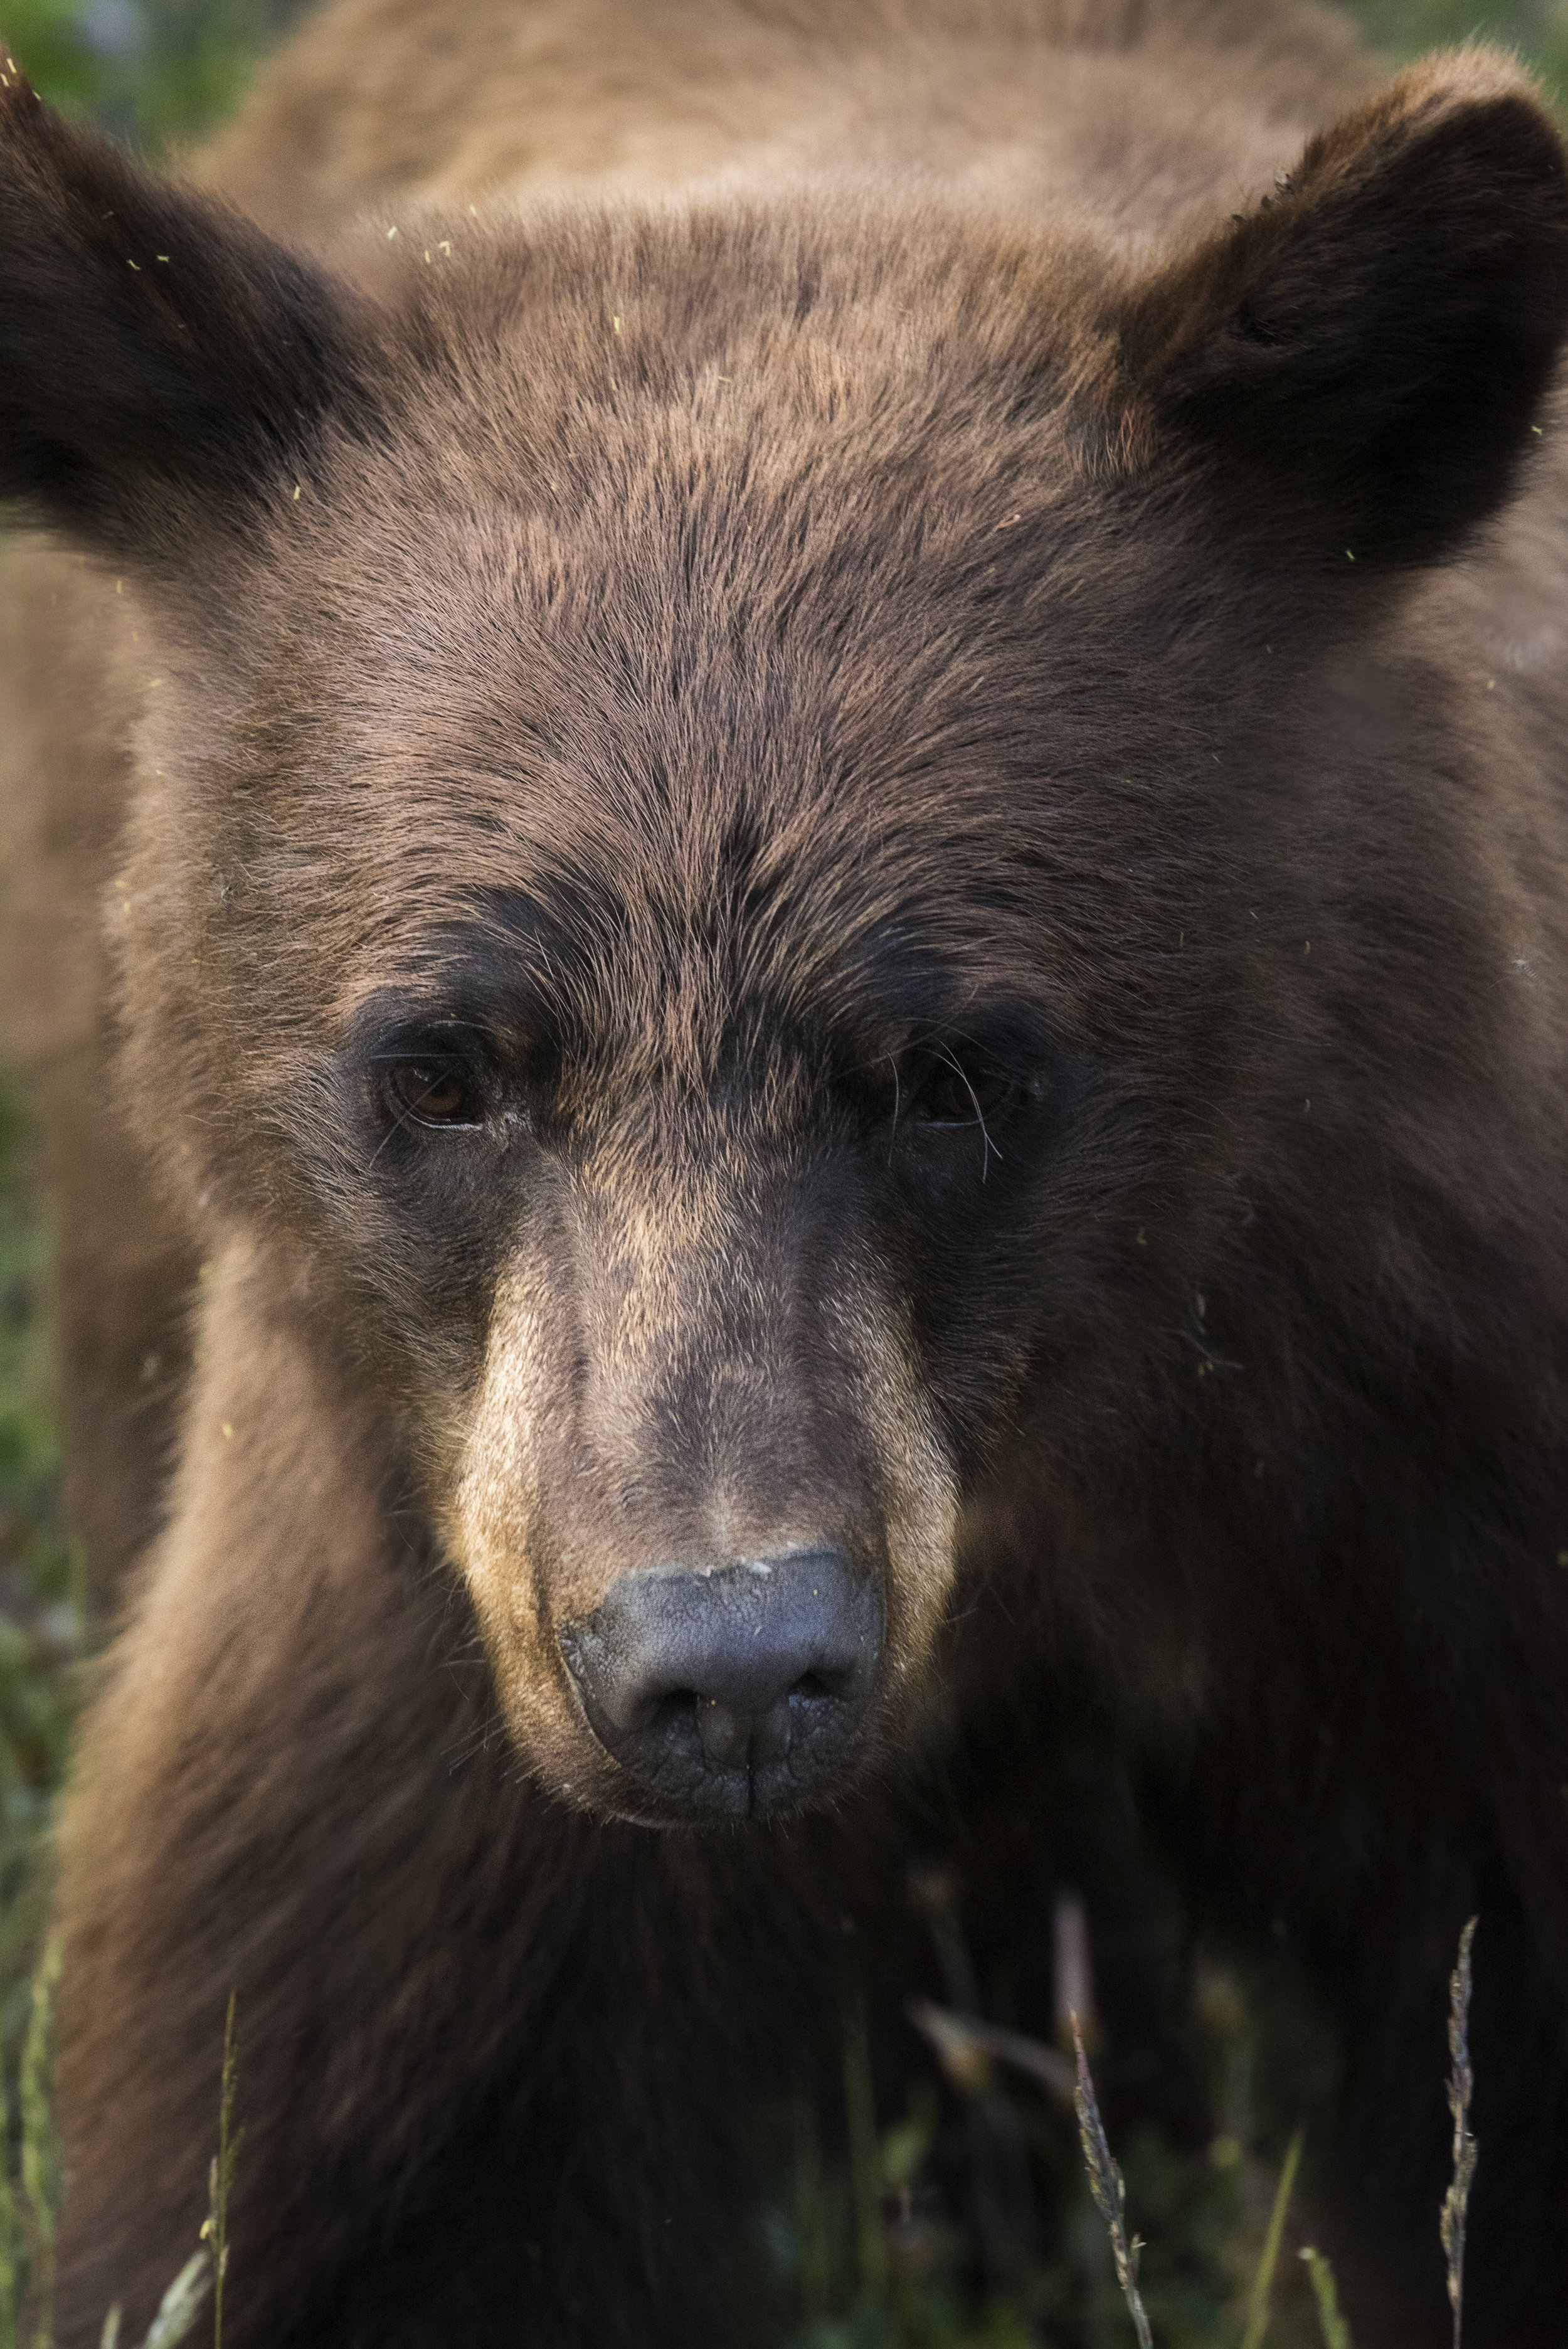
[1348,0,1568,103]
[0,1088,75,1887]
[0,0,307,151]
[1,0,1565,155]
[763,1942,1332,2349]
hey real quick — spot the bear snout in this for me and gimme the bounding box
[558,1550,883,1818]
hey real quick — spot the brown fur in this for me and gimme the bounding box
[2,3,1568,2341]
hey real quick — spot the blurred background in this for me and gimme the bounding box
[0,0,1565,152]
[0,0,311,146]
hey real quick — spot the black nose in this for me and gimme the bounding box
[558,1550,882,1817]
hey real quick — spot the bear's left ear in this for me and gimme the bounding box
[1113,51,1568,566]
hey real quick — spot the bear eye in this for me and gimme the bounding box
[914,1059,1017,1127]
[386,1063,484,1129]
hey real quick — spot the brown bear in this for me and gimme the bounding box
[3,1,1568,2342]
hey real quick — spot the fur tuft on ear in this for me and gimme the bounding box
[1116,51,1568,565]
[0,49,382,561]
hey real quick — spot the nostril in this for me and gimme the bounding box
[559,1548,884,1813]
[647,1687,699,1728]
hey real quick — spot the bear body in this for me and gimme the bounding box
[2,3,1568,2343]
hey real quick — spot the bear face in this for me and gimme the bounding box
[109,215,1265,1825]
[115,233,1135,1820]
[4,50,1568,1831]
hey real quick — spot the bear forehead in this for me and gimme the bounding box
[352,189,1116,440]
[215,363,1202,911]
[201,548,1166,1073]
[154,200,1267,1068]
[237,189,1132,670]
[184,441,1231,1072]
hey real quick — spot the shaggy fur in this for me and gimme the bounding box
[2,2,1568,2341]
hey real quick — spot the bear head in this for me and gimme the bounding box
[1,49,1566,1821]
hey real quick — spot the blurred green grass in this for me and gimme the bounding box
[0,0,309,149]
[0,0,1552,2340]
[0,1091,77,1995]
[1,0,1566,154]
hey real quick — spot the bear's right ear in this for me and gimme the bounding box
[1113,52,1568,567]
[0,54,382,568]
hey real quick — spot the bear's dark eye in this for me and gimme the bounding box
[914,1059,1018,1127]
[386,1063,484,1129]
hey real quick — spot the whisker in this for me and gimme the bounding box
[935,1041,1004,1180]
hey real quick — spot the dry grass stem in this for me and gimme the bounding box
[1441,1918,1478,2349]
[199,1997,241,2349]
[906,1997,1075,2103]
[1052,1890,1095,2046]
[1071,2018,1152,2349]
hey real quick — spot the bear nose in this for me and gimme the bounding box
[558,1550,882,1817]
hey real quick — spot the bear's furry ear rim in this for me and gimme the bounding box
[1108,51,1568,569]
[0,52,386,566]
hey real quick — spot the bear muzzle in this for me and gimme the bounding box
[558,1550,883,1818]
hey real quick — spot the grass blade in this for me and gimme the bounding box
[199,1997,241,2349]
[1299,2247,1353,2349]
[1440,1918,1478,2349]
[1241,2128,1303,2349]
[139,2254,209,2349]
[1071,2019,1152,2349]
[0,2060,17,2349]
[907,1997,1075,2104]
[21,1938,60,2349]
[791,2095,831,2326]
[842,1982,886,2303]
